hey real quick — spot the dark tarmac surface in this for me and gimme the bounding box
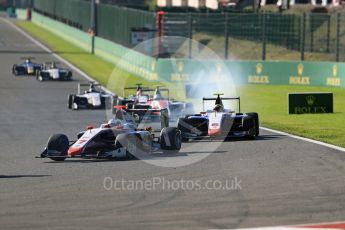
[0,18,345,229]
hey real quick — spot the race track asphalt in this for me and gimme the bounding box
[0,18,345,230]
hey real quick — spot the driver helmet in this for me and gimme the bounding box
[153,87,163,100]
[89,84,95,93]
[213,104,224,112]
[107,118,122,127]
[136,87,143,97]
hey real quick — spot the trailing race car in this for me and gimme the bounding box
[68,82,115,110]
[12,57,42,76]
[37,108,182,161]
[177,94,259,141]
[117,84,193,121]
[36,62,72,81]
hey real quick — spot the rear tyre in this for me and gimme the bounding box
[160,127,182,151]
[243,116,256,140]
[46,134,69,161]
[67,71,72,80]
[247,112,259,136]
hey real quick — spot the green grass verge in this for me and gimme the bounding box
[16,20,345,148]
[239,85,345,147]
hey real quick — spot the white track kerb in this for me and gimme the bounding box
[7,18,345,154]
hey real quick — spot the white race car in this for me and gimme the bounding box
[68,82,115,110]
[36,62,72,81]
[177,94,259,141]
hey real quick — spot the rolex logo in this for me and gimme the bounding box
[297,64,304,75]
[256,63,263,75]
[306,95,316,106]
[332,64,337,77]
[178,62,184,72]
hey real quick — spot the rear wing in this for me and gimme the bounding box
[114,106,169,130]
[78,83,102,94]
[123,86,170,99]
[202,97,241,113]
[131,108,169,130]
[123,86,150,97]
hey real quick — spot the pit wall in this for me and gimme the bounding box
[31,12,345,87]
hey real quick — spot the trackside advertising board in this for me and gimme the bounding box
[156,60,345,87]
[288,92,333,114]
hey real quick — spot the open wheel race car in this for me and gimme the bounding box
[116,84,193,121]
[37,108,182,161]
[12,57,42,76]
[36,62,72,81]
[177,94,259,141]
[68,82,115,110]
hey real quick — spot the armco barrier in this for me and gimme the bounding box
[31,12,345,87]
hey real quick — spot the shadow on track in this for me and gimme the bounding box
[0,175,51,179]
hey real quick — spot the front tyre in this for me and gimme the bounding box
[160,127,182,151]
[68,94,74,109]
[12,65,18,76]
[36,71,44,82]
[46,134,69,161]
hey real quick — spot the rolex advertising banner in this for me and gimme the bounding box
[155,60,345,88]
[288,93,333,114]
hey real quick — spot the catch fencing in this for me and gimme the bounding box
[161,12,345,62]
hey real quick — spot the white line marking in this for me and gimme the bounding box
[4,19,345,153]
[261,127,345,153]
[1,18,113,95]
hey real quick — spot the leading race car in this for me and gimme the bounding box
[37,108,182,161]
[117,84,193,121]
[12,57,42,76]
[177,94,259,141]
[36,62,72,81]
[68,82,115,110]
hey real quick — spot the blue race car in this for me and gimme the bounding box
[12,57,42,76]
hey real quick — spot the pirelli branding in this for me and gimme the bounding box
[247,63,270,84]
[289,64,310,85]
[288,92,333,114]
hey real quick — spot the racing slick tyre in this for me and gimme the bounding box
[178,117,208,142]
[67,71,72,80]
[12,65,18,76]
[126,103,134,109]
[36,71,44,82]
[46,134,69,161]
[243,116,256,140]
[115,134,137,160]
[246,112,259,136]
[160,127,182,151]
[68,94,74,109]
